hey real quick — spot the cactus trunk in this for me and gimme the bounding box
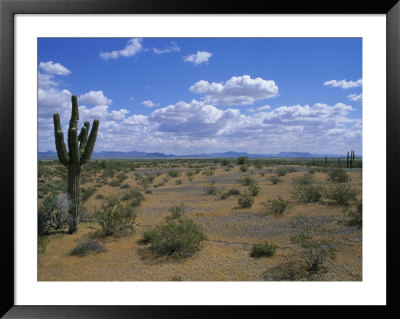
[53,95,99,234]
[67,164,81,233]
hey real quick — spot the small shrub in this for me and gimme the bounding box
[143,218,206,258]
[175,179,183,185]
[238,192,254,208]
[219,188,240,200]
[236,176,256,186]
[70,238,106,257]
[248,183,260,196]
[262,196,290,215]
[328,168,351,183]
[145,189,152,194]
[202,169,214,176]
[344,199,362,227]
[239,165,248,172]
[121,188,144,208]
[268,175,282,185]
[292,174,314,186]
[292,184,323,203]
[171,276,183,281]
[168,203,185,220]
[95,194,105,200]
[250,241,277,258]
[109,179,121,187]
[95,200,136,236]
[325,184,358,207]
[168,170,180,178]
[237,156,249,165]
[204,181,217,195]
[120,183,130,189]
[290,215,337,271]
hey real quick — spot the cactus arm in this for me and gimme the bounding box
[78,121,90,155]
[53,113,70,166]
[69,95,79,130]
[80,119,99,165]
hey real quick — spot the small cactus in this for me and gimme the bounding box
[53,95,99,233]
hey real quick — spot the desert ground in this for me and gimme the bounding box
[37,158,362,281]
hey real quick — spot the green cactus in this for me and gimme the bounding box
[53,95,99,234]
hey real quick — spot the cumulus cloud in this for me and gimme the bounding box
[153,41,181,54]
[141,100,160,108]
[122,114,149,126]
[38,88,72,117]
[39,61,71,75]
[149,100,241,137]
[79,91,112,105]
[99,38,143,60]
[347,93,362,102]
[38,72,59,89]
[323,79,362,89]
[189,75,279,106]
[184,51,212,65]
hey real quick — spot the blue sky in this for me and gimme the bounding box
[38,38,362,155]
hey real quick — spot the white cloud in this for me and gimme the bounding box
[323,79,362,89]
[79,91,112,105]
[99,38,143,60]
[38,72,59,89]
[38,88,72,117]
[122,114,149,126]
[153,41,181,54]
[189,75,279,106]
[257,105,271,112]
[39,61,71,75]
[347,93,362,102]
[141,100,160,108]
[184,51,212,65]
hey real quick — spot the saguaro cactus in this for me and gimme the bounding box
[53,95,99,233]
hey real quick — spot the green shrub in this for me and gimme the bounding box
[292,174,314,186]
[250,241,277,258]
[292,184,323,203]
[109,179,122,187]
[70,238,106,257]
[38,192,70,233]
[168,203,185,220]
[121,188,144,208]
[290,215,337,271]
[268,175,282,185]
[220,158,231,166]
[219,188,240,200]
[238,192,254,208]
[240,165,248,172]
[95,200,136,236]
[262,196,290,215]
[344,199,362,227]
[248,183,260,196]
[120,183,130,189]
[143,218,206,258]
[204,181,217,195]
[95,194,105,200]
[236,176,256,186]
[328,168,351,183]
[202,169,214,176]
[237,156,249,165]
[325,184,358,207]
[168,170,180,178]
[175,179,183,185]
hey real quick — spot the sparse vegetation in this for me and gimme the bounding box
[70,238,106,257]
[292,184,323,203]
[219,188,240,200]
[204,181,218,195]
[262,196,290,216]
[325,184,358,207]
[238,192,254,208]
[268,175,282,185]
[328,168,351,183]
[344,199,362,227]
[250,241,277,258]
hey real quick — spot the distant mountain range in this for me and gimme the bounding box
[38,150,350,159]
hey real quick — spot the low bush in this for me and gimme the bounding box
[238,192,254,208]
[38,236,49,255]
[175,179,183,185]
[325,184,358,207]
[236,156,249,165]
[268,175,282,185]
[292,174,314,186]
[250,241,277,258]
[248,183,261,196]
[168,170,180,178]
[344,199,362,227]
[121,188,144,208]
[219,188,240,200]
[167,203,185,220]
[204,181,217,195]
[262,196,290,216]
[236,176,256,186]
[290,215,337,271]
[240,165,248,172]
[70,238,106,257]
[142,218,206,258]
[95,199,136,236]
[276,167,296,176]
[328,168,351,183]
[292,184,323,203]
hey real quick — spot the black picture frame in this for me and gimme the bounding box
[1,0,399,318]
